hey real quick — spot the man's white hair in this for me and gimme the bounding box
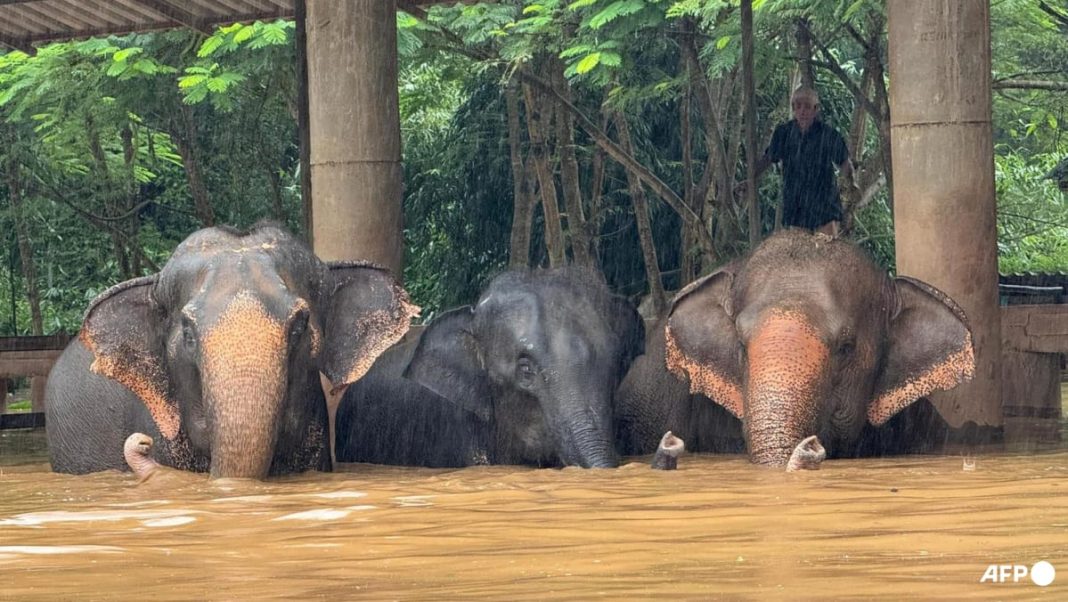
[791,86,820,105]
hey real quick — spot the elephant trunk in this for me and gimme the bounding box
[201,294,290,479]
[744,310,829,467]
[553,384,619,468]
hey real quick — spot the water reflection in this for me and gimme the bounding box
[1,440,1065,600]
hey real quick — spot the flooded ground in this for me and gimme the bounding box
[1,429,1065,600]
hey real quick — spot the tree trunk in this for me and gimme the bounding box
[679,49,698,284]
[7,238,17,333]
[586,110,610,260]
[680,28,732,260]
[522,82,566,267]
[85,115,132,278]
[795,18,816,89]
[4,153,43,335]
[615,113,666,317]
[552,63,593,267]
[506,81,534,268]
[121,125,145,276]
[173,104,216,227]
[267,165,286,221]
[519,69,715,260]
[870,58,894,212]
[741,0,761,248]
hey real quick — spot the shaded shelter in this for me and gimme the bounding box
[0,0,443,276]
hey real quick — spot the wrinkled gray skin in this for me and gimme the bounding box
[337,269,645,468]
[46,224,415,479]
[650,431,685,470]
[616,230,975,467]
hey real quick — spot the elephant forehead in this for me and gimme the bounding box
[189,267,306,319]
[162,248,318,305]
[200,293,289,370]
[748,309,830,382]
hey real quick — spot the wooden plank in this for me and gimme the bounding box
[0,412,45,430]
[1001,304,1068,353]
[0,358,59,378]
[19,1,86,30]
[6,4,59,34]
[0,334,71,352]
[0,30,33,53]
[128,0,211,34]
[0,0,476,46]
[0,350,66,361]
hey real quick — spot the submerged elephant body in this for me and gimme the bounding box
[47,225,417,479]
[617,230,974,466]
[337,268,644,468]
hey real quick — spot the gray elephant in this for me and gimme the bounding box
[46,224,418,478]
[616,230,974,467]
[336,268,644,468]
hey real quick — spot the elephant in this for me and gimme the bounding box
[46,224,418,479]
[615,229,975,467]
[335,268,645,468]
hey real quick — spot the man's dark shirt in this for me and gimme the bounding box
[765,119,849,229]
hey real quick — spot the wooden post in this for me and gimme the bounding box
[888,1,1001,427]
[30,375,45,413]
[305,0,404,274]
[0,378,8,414]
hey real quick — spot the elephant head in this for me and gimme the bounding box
[665,230,974,467]
[79,225,418,478]
[404,269,644,468]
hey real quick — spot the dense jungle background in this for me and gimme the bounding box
[0,0,1065,335]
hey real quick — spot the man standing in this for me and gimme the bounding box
[749,87,854,236]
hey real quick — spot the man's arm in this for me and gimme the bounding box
[832,128,855,187]
[754,154,774,181]
[735,154,774,197]
[839,157,854,181]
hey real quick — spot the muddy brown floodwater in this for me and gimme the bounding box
[1,429,1066,600]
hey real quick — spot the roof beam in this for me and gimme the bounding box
[128,0,211,34]
[0,30,34,54]
[20,11,292,44]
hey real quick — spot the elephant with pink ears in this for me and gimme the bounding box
[615,229,975,468]
[46,224,418,479]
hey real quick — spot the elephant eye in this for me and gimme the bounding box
[836,338,856,358]
[181,318,197,350]
[515,356,538,388]
[289,311,309,342]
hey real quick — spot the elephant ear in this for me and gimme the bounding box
[79,276,181,440]
[664,269,744,418]
[321,262,420,393]
[403,306,494,422]
[868,277,976,426]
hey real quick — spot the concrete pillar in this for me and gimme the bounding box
[305,0,404,274]
[888,1,1001,427]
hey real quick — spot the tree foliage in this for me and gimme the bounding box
[0,1,1065,334]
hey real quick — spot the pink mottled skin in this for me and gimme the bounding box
[123,432,160,481]
[786,435,826,472]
